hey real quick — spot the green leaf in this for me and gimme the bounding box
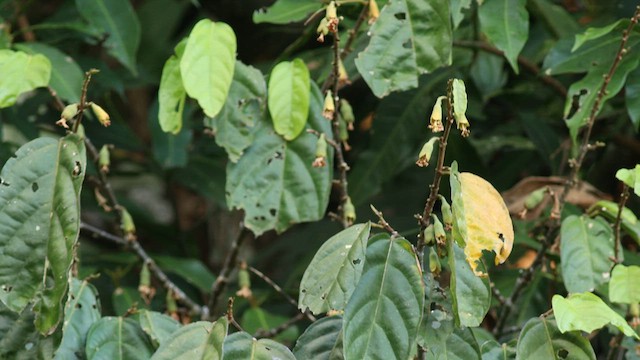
[625,66,640,131]
[150,319,228,360]
[299,223,371,315]
[560,215,615,293]
[343,234,425,359]
[226,83,333,236]
[421,307,482,360]
[180,19,236,118]
[253,0,322,24]
[448,242,491,327]
[206,61,267,162]
[268,58,310,141]
[481,340,515,360]
[609,265,640,304]
[75,0,141,75]
[223,331,296,360]
[615,165,640,196]
[14,42,83,103]
[552,293,639,339]
[293,315,343,360]
[528,0,580,39]
[85,317,154,360]
[158,54,186,134]
[354,0,452,97]
[572,20,624,52]
[516,317,595,360]
[54,278,101,360]
[451,0,472,28]
[470,52,508,101]
[0,302,59,360]
[136,310,181,348]
[0,49,51,108]
[0,134,86,334]
[478,0,529,73]
[149,100,192,169]
[154,256,217,293]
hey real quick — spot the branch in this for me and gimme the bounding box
[613,185,630,264]
[370,205,399,237]
[80,222,203,315]
[453,40,567,97]
[254,312,307,339]
[207,227,253,318]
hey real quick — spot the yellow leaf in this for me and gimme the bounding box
[450,163,513,276]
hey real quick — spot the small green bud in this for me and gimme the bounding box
[138,261,155,304]
[455,113,470,137]
[139,261,151,287]
[313,133,327,168]
[166,289,177,314]
[236,262,253,299]
[316,17,329,42]
[90,103,111,127]
[338,58,350,86]
[438,195,453,229]
[432,214,446,244]
[422,224,435,247]
[99,145,110,174]
[343,196,356,225]
[524,187,546,210]
[428,247,441,276]
[428,96,445,132]
[119,206,136,240]
[416,137,439,167]
[340,99,355,130]
[323,90,335,120]
[57,103,79,129]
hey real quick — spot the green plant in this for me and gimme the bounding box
[0,0,640,359]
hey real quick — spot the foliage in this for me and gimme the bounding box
[0,0,640,359]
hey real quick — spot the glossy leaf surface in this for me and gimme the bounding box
[268,59,310,141]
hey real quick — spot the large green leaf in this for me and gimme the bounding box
[75,0,140,75]
[625,66,640,131]
[226,83,333,236]
[354,0,452,97]
[299,223,370,315]
[206,61,267,162]
[180,19,236,118]
[85,317,154,360]
[136,310,181,348]
[149,100,192,169]
[528,0,579,39]
[0,302,59,360]
[478,0,528,73]
[421,308,482,360]
[448,242,491,327]
[348,70,451,205]
[14,42,83,103]
[552,293,639,338]
[223,331,296,360]
[253,0,322,24]
[293,315,343,360]
[158,53,186,134]
[560,215,615,293]
[54,278,101,360]
[150,319,227,360]
[451,0,472,28]
[154,255,217,293]
[0,49,51,108]
[343,234,425,359]
[515,317,595,360]
[267,58,310,141]
[0,134,86,334]
[609,264,640,304]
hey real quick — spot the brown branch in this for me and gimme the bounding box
[254,312,307,339]
[207,227,253,319]
[226,297,244,332]
[370,205,399,237]
[613,185,630,264]
[416,79,456,263]
[73,69,99,133]
[453,40,568,97]
[80,222,203,315]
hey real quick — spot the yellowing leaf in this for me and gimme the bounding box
[450,161,513,276]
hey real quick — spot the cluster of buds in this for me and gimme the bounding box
[368,0,380,24]
[428,96,446,132]
[416,137,438,167]
[317,1,339,42]
[313,133,328,168]
[323,90,335,120]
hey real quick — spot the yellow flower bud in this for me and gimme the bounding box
[438,195,453,229]
[416,137,439,167]
[368,0,380,24]
[455,113,470,137]
[90,103,111,127]
[422,224,435,247]
[431,214,446,244]
[429,96,445,132]
[429,247,441,276]
[316,17,329,43]
[338,58,350,86]
[325,1,339,32]
[323,90,335,120]
[343,196,356,225]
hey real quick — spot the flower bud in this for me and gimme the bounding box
[313,133,327,168]
[138,261,155,304]
[323,90,335,120]
[368,0,380,24]
[438,195,452,229]
[166,289,178,320]
[428,96,445,132]
[416,137,439,167]
[524,187,546,210]
[90,103,111,127]
[326,1,339,32]
[57,103,78,129]
[316,17,329,42]
[455,113,470,137]
[343,196,356,225]
[422,224,435,247]
[338,58,350,86]
[431,214,446,244]
[99,145,110,174]
[340,99,355,130]
[429,247,441,276]
[119,206,136,240]
[236,262,253,299]
[338,115,351,151]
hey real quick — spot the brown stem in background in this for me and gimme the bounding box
[613,185,630,264]
[254,312,308,339]
[370,205,399,237]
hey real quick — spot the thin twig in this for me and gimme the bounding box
[207,227,254,319]
[370,205,399,237]
[416,79,456,264]
[248,266,316,322]
[80,222,203,315]
[613,185,630,264]
[491,282,506,306]
[254,312,308,339]
[226,297,244,332]
[453,40,567,97]
[73,69,99,133]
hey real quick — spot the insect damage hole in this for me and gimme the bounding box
[394,12,406,20]
[32,182,39,192]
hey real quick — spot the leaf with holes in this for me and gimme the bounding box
[0,49,51,108]
[223,331,295,360]
[299,223,371,315]
[180,19,236,118]
[478,0,528,73]
[293,316,343,360]
[0,134,86,335]
[609,265,640,304]
[516,317,596,360]
[560,215,615,293]
[552,293,639,339]
[355,0,452,97]
[206,61,267,162]
[136,310,181,348]
[0,302,59,359]
[54,278,101,360]
[268,58,310,141]
[343,234,424,359]
[449,161,514,276]
[253,0,322,24]
[420,305,482,359]
[151,318,227,360]
[85,317,154,360]
[226,83,333,236]
[75,0,140,75]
